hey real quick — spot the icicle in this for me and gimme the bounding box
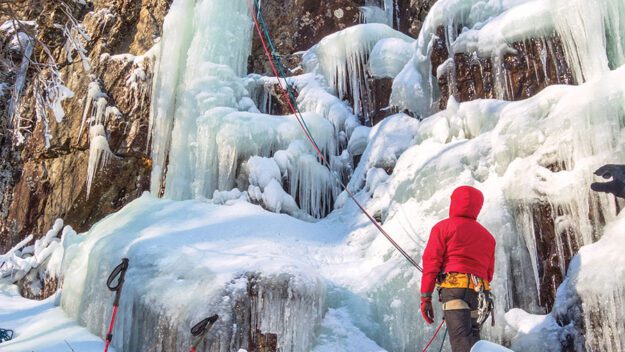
[303,24,412,120]
[358,6,390,26]
[94,97,108,125]
[79,81,106,141]
[552,0,625,82]
[383,0,395,28]
[86,124,113,197]
[281,141,340,219]
[192,109,336,202]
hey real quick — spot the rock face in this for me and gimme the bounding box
[18,269,59,300]
[248,0,364,75]
[433,27,576,110]
[0,0,171,253]
[397,0,438,37]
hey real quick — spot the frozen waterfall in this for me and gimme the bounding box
[41,0,625,351]
[150,0,254,200]
[148,0,344,219]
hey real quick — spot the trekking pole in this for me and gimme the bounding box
[104,258,129,352]
[190,314,219,352]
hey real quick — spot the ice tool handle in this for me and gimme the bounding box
[107,258,129,307]
[191,315,219,337]
[190,315,219,352]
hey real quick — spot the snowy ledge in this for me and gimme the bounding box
[58,194,331,351]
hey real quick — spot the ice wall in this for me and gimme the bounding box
[391,0,625,116]
[507,211,625,352]
[350,67,624,351]
[552,0,625,82]
[551,212,625,352]
[148,0,195,196]
[368,38,414,79]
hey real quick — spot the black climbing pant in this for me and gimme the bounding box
[440,288,481,352]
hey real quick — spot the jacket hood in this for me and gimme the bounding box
[449,186,484,219]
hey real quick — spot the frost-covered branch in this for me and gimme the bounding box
[0,0,80,146]
[0,219,66,284]
[56,2,92,72]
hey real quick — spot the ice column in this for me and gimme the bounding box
[148,0,195,196]
[149,0,253,199]
[552,0,625,83]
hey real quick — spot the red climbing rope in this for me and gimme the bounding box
[247,8,449,352]
[247,0,325,159]
[246,0,423,272]
[422,320,445,352]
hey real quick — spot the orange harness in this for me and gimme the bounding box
[438,272,495,327]
[439,272,491,291]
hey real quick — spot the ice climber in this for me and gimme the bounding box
[420,186,496,352]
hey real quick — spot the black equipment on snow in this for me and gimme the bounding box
[0,328,14,343]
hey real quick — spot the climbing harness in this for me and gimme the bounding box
[439,273,491,291]
[104,258,129,352]
[437,273,495,327]
[0,328,14,343]
[190,314,219,352]
[246,0,422,273]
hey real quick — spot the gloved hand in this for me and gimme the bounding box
[420,294,434,324]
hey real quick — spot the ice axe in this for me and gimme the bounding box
[189,314,219,352]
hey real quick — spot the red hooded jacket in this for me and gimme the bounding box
[420,186,496,294]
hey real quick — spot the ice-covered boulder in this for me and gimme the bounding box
[59,195,328,352]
